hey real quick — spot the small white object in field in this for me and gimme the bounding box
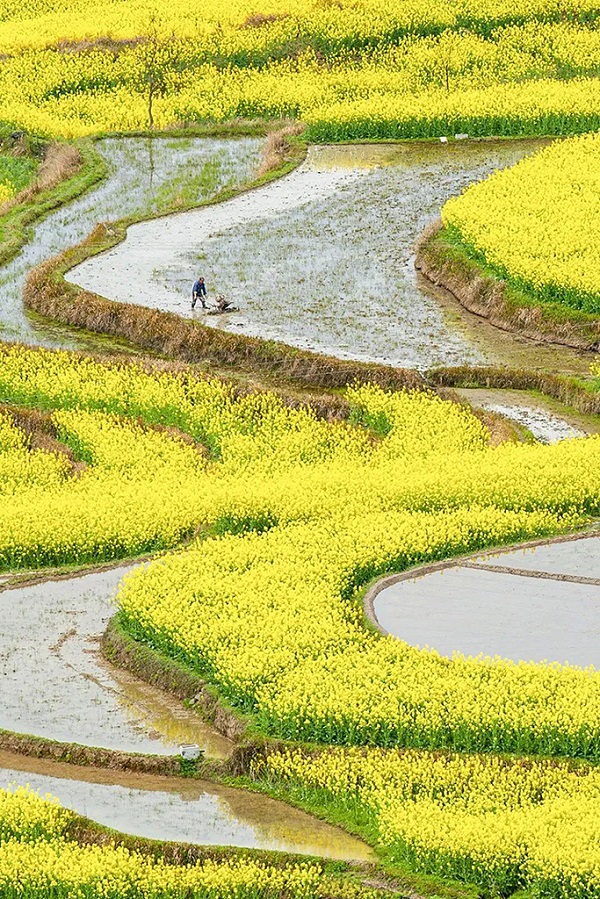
[180,743,201,760]
[439,136,448,143]
[455,133,469,140]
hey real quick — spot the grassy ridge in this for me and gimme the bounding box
[416,221,600,351]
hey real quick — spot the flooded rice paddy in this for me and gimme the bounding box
[372,535,600,668]
[0,132,589,372]
[0,136,261,349]
[2,135,598,855]
[0,752,373,860]
[0,567,231,757]
[70,139,570,371]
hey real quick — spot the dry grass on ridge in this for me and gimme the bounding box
[256,123,305,178]
[0,143,82,216]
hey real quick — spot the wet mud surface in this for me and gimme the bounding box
[0,136,261,349]
[0,751,373,859]
[0,566,232,757]
[373,535,600,667]
[69,139,560,371]
[456,387,599,443]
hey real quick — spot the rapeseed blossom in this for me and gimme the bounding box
[1,344,600,761]
[443,132,600,312]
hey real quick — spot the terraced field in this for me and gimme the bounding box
[4,2,600,898]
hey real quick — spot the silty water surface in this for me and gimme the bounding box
[0,754,374,859]
[69,139,550,370]
[0,566,232,757]
[0,136,262,348]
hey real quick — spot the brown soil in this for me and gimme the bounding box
[102,618,249,742]
[256,124,304,178]
[415,221,600,352]
[0,748,382,873]
[57,36,145,55]
[0,730,187,777]
[1,403,87,474]
[240,12,291,28]
[429,365,600,417]
[435,387,523,445]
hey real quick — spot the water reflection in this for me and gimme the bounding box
[0,752,374,860]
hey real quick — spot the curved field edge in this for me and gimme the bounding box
[62,815,374,883]
[429,365,600,416]
[21,173,426,391]
[0,120,297,269]
[1,791,396,899]
[0,138,107,269]
[101,617,479,899]
[415,221,600,351]
[102,522,596,753]
[360,528,600,636]
[100,610,600,899]
[103,518,596,751]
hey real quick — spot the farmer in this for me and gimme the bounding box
[191,276,207,309]
[216,294,233,313]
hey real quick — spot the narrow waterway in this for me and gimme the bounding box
[0,564,378,860]
[0,134,590,373]
[0,136,261,350]
[455,387,600,443]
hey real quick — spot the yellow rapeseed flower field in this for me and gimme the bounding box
[2,343,600,763]
[2,1,600,137]
[0,785,346,899]
[256,746,600,897]
[442,131,600,313]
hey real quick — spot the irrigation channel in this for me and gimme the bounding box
[1,134,599,857]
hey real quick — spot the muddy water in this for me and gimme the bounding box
[0,136,261,349]
[68,138,592,373]
[456,387,599,443]
[0,567,232,757]
[0,752,373,859]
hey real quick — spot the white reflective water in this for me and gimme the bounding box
[374,536,600,667]
[0,755,374,859]
[68,139,550,370]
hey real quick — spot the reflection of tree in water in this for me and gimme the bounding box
[0,136,260,348]
[147,136,154,189]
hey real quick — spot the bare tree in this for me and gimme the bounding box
[134,19,186,129]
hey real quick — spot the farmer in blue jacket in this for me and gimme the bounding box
[192,276,207,309]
